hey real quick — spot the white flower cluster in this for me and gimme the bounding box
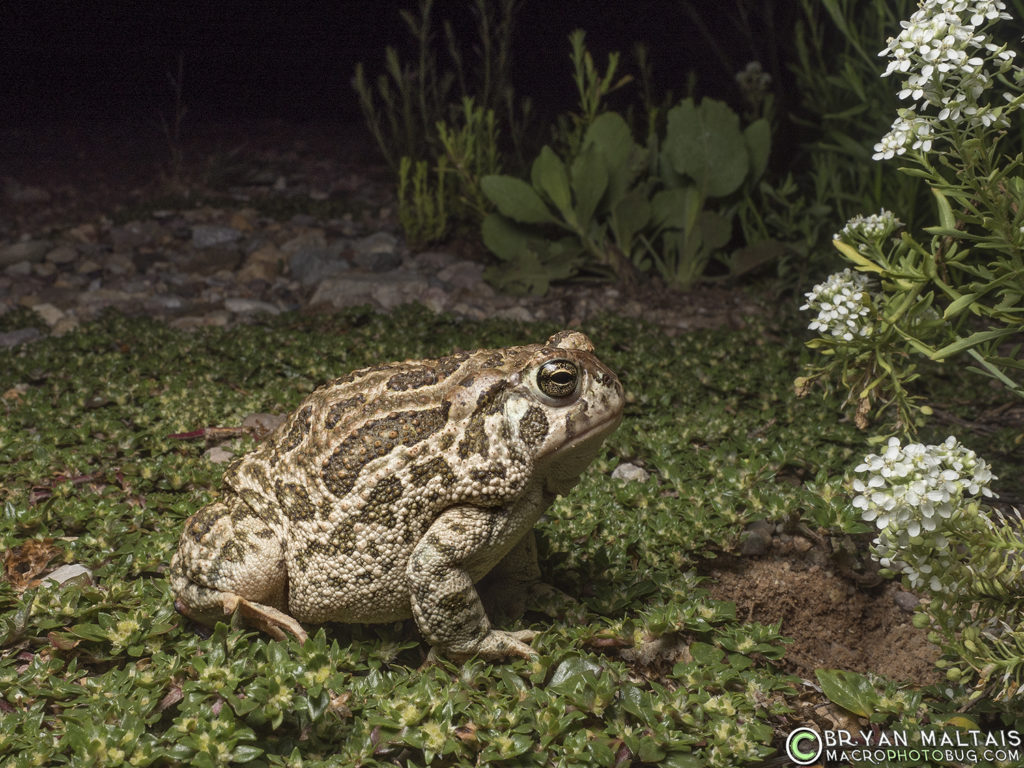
[837,209,904,247]
[874,0,1020,160]
[800,269,874,341]
[735,61,772,94]
[852,436,997,591]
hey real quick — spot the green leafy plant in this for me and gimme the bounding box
[480,93,770,294]
[398,155,450,248]
[848,436,1024,703]
[352,0,529,171]
[396,97,504,248]
[799,1,1024,431]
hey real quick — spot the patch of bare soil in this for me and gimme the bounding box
[708,556,942,686]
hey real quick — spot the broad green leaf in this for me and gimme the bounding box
[582,112,641,202]
[481,212,531,262]
[480,175,557,225]
[744,118,771,182]
[651,186,700,230]
[723,240,788,277]
[570,145,609,229]
[665,98,749,198]
[815,669,877,718]
[610,189,651,250]
[531,146,574,223]
[699,210,732,251]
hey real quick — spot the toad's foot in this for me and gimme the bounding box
[426,629,539,664]
[175,593,308,643]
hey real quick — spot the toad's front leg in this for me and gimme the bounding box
[406,505,538,661]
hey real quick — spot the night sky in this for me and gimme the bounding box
[1,1,762,126]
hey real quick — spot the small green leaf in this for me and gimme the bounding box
[942,292,979,320]
[480,175,557,225]
[689,642,724,665]
[833,239,884,272]
[932,186,956,230]
[815,669,877,718]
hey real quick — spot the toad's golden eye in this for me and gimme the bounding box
[537,359,579,398]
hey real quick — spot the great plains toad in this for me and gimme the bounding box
[170,330,624,661]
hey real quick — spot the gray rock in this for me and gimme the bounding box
[4,260,33,276]
[611,463,651,483]
[32,302,66,327]
[45,245,79,265]
[0,240,51,266]
[111,220,164,251]
[180,245,243,275]
[192,225,242,249]
[43,564,93,586]
[437,259,486,290]
[352,249,402,273]
[289,242,350,286]
[495,305,536,323]
[309,271,427,310]
[0,328,43,347]
[418,285,451,314]
[224,298,281,315]
[415,250,459,270]
[280,230,326,254]
[740,520,775,557]
[354,231,398,254]
[372,273,429,310]
[204,446,235,464]
[893,590,920,613]
[146,295,185,310]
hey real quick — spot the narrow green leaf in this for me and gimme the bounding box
[833,240,884,273]
[932,187,956,230]
[942,292,979,320]
[930,329,1015,360]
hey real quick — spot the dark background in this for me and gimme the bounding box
[1,1,771,126]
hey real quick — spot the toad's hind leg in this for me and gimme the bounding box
[170,496,306,641]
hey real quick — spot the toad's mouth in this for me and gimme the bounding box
[547,409,623,458]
